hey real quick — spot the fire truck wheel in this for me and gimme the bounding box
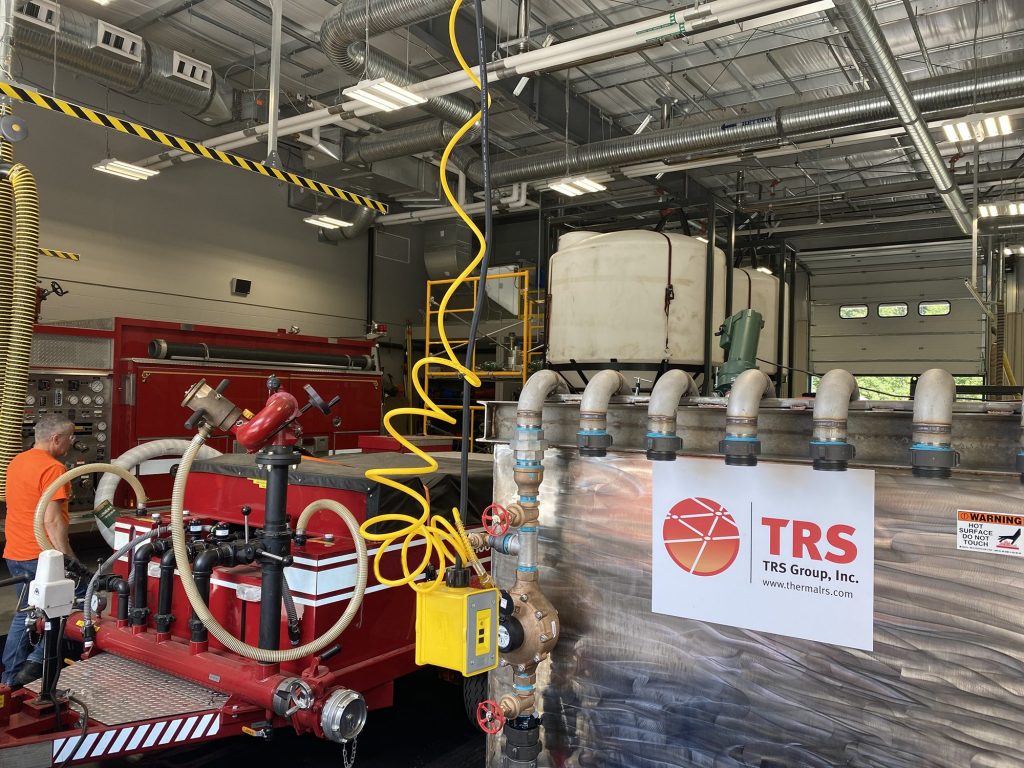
[462,672,490,726]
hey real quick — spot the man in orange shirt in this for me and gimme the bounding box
[2,414,78,687]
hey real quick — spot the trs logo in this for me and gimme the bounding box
[761,517,857,564]
[662,497,740,576]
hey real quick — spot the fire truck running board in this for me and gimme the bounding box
[27,653,229,725]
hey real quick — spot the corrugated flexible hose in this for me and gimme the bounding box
[0,162,38,501]
[0,104,14,463]
[171,432,367,662]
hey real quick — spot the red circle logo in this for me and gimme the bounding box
[663,497,740,576]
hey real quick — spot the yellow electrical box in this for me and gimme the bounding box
[415,584,499,676]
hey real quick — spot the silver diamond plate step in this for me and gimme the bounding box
[27,653,229,725]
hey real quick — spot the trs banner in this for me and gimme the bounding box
[652,457,875,650]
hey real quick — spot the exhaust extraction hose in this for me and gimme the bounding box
[0,162,39,500]
[0,104,14,465]
[170,432,368,662]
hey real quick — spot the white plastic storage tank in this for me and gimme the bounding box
[732,267,789,375]
[548,231,727,384]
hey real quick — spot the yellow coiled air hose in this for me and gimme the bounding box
[360,0,491,593]
[0,161,39,501]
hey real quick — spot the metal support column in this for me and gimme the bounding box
[702,203,718,395]
[775,243,787,393]
[265,0,283,168]
[786,246,797,397]
[725,207,736,317]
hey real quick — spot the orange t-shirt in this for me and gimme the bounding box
[3,448,69,561]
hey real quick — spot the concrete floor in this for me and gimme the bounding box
[1,532,484,767]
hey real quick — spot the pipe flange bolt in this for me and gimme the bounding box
[577,431,612,457]
[646,434,682,461]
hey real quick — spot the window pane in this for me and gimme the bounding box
[839,304,868,319]
[918,300,951,316]
[877,303,908,318]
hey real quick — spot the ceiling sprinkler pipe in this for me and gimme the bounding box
[809,369,859,471]
[646,370,698,461]
[719,368,773,467]
[910,368,959,479]
[577,370,629,457]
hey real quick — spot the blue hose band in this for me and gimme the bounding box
[517,565,538,573]
[810,440,849,446]
[513,684,534,692]
[518,495,537,503]
[520,526,538,533]
[723,435,760,442]
[515,427,542,432]
[577,429,608,436]
[646,431,673,438]
[911,443,953,451]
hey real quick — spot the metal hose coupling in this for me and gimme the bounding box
[320,687,367,744]
[502,715,542,768]
[909,369,959,479]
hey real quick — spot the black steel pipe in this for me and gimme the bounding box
[255,447,299,653]
[149,339,373,370]
[190,547,226,644]
[130,543,155,627]
[156,547,178,633]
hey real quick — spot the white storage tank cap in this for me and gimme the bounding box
[557,230,601,250]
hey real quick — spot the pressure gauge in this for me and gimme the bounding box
[94,396,105,405]
[96,422,107,432]
[25,395,34,405]
[81,395,92,406]
[68,395,79,405]
[89,380,103,393]
[96,433,106,443]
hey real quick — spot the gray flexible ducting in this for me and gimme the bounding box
[346,119,479,165]
[320,0,457,74]
[94,439,222,546]
[317,204,378,241]
[459,58,1024,187]
[833,0,971,233]
[83,526,168,645]
[14,5,233,122]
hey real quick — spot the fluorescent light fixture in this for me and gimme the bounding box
[92,158,159,181]
[548,176,607,196]
[512,76,530,96]
[756,266,774,275]
[1011,202,1021,216]
[634,114,653,135]
[1005,247,1016,256]
[942,113,1014,143]
[342,78,426,112]
[303,214,353,229]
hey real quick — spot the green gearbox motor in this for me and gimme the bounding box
[715,308,764,394]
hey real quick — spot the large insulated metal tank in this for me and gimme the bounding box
[548,231,727,379]
[732,267,787,375]
[483,396,1024,768]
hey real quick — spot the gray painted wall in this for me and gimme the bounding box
[11,61,429,340]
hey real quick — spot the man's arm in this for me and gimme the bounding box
[43,500,76,559]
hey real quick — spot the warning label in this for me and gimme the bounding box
[956,509,1024,557]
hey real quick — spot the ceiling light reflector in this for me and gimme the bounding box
[304,214,354,229]
[342,78,426,112]
[93,158,159,181]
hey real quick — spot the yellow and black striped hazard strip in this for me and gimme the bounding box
[39,248,80,261]
[0,82,388,214]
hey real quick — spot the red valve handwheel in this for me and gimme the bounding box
[481,504,511,536]
[476,700,505,735]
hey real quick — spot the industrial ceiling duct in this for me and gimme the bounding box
[454,59,1024,188]
[345,118,478,165]
[833,0,972,234]
[13,3,233,123]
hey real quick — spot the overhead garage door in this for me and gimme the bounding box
[805,241,984,376]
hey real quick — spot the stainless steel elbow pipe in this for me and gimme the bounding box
[910,368,960,478]
[645,370,699,461]
[809,369,859,471]
[719,369,773,466]
[577,370,629,457]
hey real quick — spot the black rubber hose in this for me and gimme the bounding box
[190,547,226,643]
[156,547,178,632]
[149,339,372,370]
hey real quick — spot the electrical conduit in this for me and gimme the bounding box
[0,162,38,501]
[645,370,698,461]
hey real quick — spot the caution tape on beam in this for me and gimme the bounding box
[39,248,80,261]
[0,82,388,214]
